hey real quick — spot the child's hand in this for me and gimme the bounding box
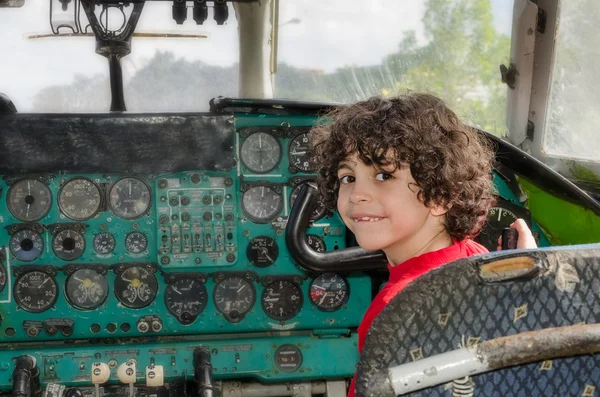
[497,218,538,250]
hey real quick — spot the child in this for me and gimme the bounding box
[310,93,537,397]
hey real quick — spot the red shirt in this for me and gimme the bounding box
[348,239,488,397]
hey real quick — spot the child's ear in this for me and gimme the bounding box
[429,203,451,217]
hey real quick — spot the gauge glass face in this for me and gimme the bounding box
[240,132,282,173]
[10,229,44,262]
[109,177,151,220]
[261,279,303,321]
[306,234,326,252]
[125,232,147,254]
[165,278,208,324]
[0,265,6,295]
[58,178,102,220]
[288,133,317,173]
[93,232,116,255]
[7,179,52,222]
[242,186,283,223]
[52,229,85,261]
[15,271,58,313]
[65,269,109,310]
[475,206,519,251]
[114,266,158,309]
[290,183,327,221]
[213,276,256,322]
[309,273,349,312]
[246,236,279,268]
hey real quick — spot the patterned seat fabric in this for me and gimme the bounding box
[356,244,600,397]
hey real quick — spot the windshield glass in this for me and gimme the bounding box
[1,0,513,132]
[0,0,239,112]
[276,0,514,135]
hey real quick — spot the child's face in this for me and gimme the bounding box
[336,153,447,264]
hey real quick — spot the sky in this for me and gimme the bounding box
[0,0,514,110]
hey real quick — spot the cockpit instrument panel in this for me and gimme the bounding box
[0,110,549,393]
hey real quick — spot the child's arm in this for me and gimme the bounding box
[497,218,538,250]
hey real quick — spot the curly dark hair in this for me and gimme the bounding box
[311,93,496,241]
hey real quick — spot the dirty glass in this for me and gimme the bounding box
[275,0,514,136]
[542,0,600,162]
[0,0,238,112]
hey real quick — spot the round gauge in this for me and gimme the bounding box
[290,183,327,222]
[108,177,151,220]
[309,273,349,312]
[7,179,52,222]
[241,186,283,223]
[261,279,303,321]
[288,133,317,173]
[475,206,520,251]
[58,178,102,220]
[306,234,326,252]
[114,266,158,309]
[65,268,109,310]
[14,271,58,313]
[247,236,279,268]
[52,229,85,261]
[10,229,44,262]
[274,345,303,373]
[213,276,256,323]
[165,278,208,324]
[125,232,147,254]
[240,132,282,173]
[93,232,116,255]
[0,265,6,295]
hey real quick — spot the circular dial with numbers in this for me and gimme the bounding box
[306,234,326,252]
[14,271,58,313]
[240,132,282,173]
[125,232,147,254]
[165,278,208,324]
[309,273,349,312]
[7,179,52,222]
[213,276,256,323]
[108,177,152,220]
[241,186,283,223]
[288,133,317,173]
[65,268,109,310]
[290,183,327,222]
[52,229,85,261]
[10,229,44,262]
[114,266,158,309]
[93,232,116,255]
[475,206,520,251]
[58,178,102,220]
[261,279,303,321]
[246,236,279,268]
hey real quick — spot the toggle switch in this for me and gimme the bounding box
[146,364,164,387]
[91,362,110,397]
[117,359,137,397]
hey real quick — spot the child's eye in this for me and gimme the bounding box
[339,175,355,184]
[374,172,394,181]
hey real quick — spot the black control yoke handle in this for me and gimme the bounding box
[285,182,387,272]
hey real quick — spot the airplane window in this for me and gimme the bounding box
[275,0,515,136]
[542,1,600,162]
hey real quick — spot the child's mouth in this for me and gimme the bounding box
[352,217,382,223]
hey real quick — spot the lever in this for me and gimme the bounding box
[91,362,110,397]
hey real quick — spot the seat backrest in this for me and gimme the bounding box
[356,244,600,397]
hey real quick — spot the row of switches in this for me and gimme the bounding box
[91,360,164,397]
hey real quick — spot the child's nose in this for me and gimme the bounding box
[349,181,372,203]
